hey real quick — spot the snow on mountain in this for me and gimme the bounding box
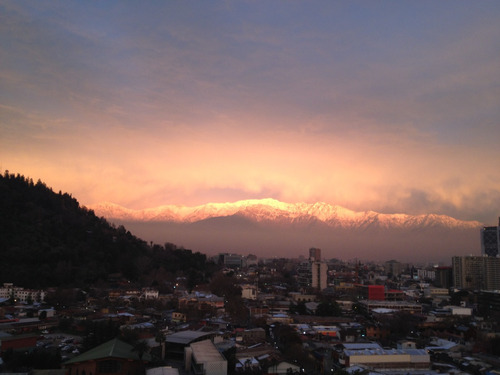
[89,199,482,230]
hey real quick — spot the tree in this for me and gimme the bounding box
[209,271,246,323]
[82,319,120,352]
[155,331,166,361]
[290,301,308,315]
[209,272,242,299]
[120,327,139,345]
[450,290,470,306]
[316,300,342,317]
[132,340,150,361]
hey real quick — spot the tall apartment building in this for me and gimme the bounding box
[297,248,328,291]
[481,217,500,257]
[384,260,403,277]
[311,261,328,290]
[452,256,500,290]
[434,266,453,289]
[309,247,322,262]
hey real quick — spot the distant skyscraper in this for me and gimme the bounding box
[384,260,403,277]
[452,255,500,290]
[298,248,327,291]
[481,218,500,257]
[217,253,246,268]
[309,247,321,261]
[434,266,453,289]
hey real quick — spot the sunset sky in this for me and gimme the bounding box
[2,1,500,225]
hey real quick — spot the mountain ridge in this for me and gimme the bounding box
[89,199,482,230]
[88,199,483,262]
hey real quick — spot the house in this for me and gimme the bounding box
[64,338,151,374]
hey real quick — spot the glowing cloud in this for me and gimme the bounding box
[1,1,500,226]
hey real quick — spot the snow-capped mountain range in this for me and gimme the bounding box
[89,199,482,262]
[90,198,482,230]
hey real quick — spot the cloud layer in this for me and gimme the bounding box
[1,1,500,225]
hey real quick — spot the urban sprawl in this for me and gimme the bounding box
[1,221,500,375]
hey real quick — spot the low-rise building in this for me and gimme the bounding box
[178,292,225,311]
[266,313,293,325]
[142,288,159,299]
[241,285,258,300]
[171,311,187,323]
[0,283,46,303]
[289,292,317,303]
[166,330,218,360]
[185,339,227,375]
[236,328,266,344]
[358,300,422,314]
[0,332,37,353]
[64,338,151,373]
[312,325,340,338]
[341,348,430,370]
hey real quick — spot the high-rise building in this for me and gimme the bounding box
[477,290,500,316]
[297,248,327,291]
[452,255,500,290]
[480,217,500,257]
[217,253,246,268]
[311,261,328,290]
[309,247,321,261]
[384,260,403,277]
[434,266,453,289]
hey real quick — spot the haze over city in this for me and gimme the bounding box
[2,1,500,259]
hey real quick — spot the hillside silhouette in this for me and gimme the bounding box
[0,171,212,289]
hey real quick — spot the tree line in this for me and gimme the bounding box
[0,171,215,289]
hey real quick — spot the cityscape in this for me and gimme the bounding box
[0,173,500,374]
[2,1,500,374]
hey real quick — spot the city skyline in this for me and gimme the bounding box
[2,1,500,226]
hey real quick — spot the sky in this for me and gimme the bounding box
[2,1,500,225]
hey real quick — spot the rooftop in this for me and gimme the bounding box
[191,339,226,363]
[64,338,151,364]
[166,330,216,345]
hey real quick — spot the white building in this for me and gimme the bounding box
[142,289,159,299]
[185,339,227,375]
[444,305,473,316]
[341,348,430,369]
[417,269,436,281]
[0,283,46,303]
[241,285,258,300]
[297,261,328,291]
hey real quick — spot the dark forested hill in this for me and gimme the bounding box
[0,171,212,289]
